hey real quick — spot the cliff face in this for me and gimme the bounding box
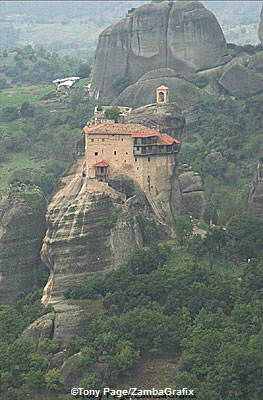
[40,161,166,306]
[123,101,185,139]
[91,0,230,98]
[258,6,263,44]
[0,186,46,304]
[124,103,206,219]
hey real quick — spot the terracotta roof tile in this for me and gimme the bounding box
[94,161,109,167]
[83,123,181,146]
[157,134,181,145]
[83,123,159,136]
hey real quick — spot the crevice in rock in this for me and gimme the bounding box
[165,1,173,68]
[182,189,204,194]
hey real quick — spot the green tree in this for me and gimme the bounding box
[20,102,35,117]
[77,63,91,78]
[175,215,193,245]
[104,106,120,122]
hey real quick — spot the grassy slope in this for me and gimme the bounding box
[0,84,53,191]
[0,85,53,108]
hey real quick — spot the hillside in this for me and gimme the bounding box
[0,45,94,194]
[0,2,262,399]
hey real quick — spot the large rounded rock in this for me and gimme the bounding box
[91,0,230,98]
[176,166,206,219]
[219,63,263,99]
[21,312,55,344]
[123,101,185,140]
[0,185,46,304]
[114,68,201,126]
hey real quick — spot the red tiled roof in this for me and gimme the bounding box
[83,123,181,146]
[83,123,160,136]
[132,133,158,138]
[94,161,109,167]
[157,134,181,145]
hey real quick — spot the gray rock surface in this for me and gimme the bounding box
[0,186,46,304]
[91,0,230,98]
[21,312,55,344]
[123,101,185,139]
[40,161,166,306]
[219,63,263,99]
[114,68,201,126]
[177,169,206,219]
[258,6,263,45]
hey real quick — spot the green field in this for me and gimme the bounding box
[0,85,54,109]
[0,153,45,191]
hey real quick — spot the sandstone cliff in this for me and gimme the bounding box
[91,0,230,98]
[258,6,263,45]
[0,185,46,304]
[40,160,168,307]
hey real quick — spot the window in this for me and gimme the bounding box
[148,157,151,162]
[137,147,140,151]
[158,91,164,102]
[95,152,98,156]
[121,138,123,141]
[126,152,128,155]
[135,158,137,162]
[91,139,94,142]
[114,151,117,155]
[102,138,105,142]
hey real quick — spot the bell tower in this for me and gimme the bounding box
[156,85,169,104]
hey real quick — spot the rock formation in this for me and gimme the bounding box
[123,100,185,139]
[219,63,263,99]
[91,0,230,99]
[258,6,263,45]
[114,68,201,126]
[40,160,168,307]
[0,185,46,304]
[176,164,206,219]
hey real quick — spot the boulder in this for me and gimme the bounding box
[91,0,230,98]
[123,101,185,139]
[177,168,206,219]
[114,68,201,126]
[219,63,263,99]
[21,312,55,344]
[0,185,46,304]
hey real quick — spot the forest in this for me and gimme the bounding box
[1,214,262,399]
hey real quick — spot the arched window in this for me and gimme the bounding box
[158,91,165,102]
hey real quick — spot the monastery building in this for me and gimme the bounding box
[82,85,181,197]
